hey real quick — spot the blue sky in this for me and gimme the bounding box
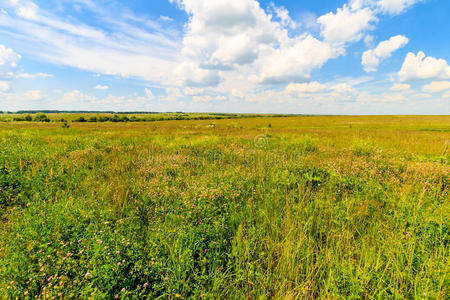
[0,0,449,114]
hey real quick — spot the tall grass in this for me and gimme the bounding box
[0,116,448,299]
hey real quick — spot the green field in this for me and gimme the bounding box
[0,115,448,299]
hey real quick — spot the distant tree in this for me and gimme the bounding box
[24,114,33,121]
[74,116,87,122]
[34,113,50,122]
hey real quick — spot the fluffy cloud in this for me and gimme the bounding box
[0,81,10,91]
[422,81,450,93]
[257,36,336,84]
[268,3,297,29]
[390,83,410,91]
[193,95,212,102]
[0,44,21,77]
[94,85,109,90]
[286,82,327,94]
[398,51,450,82]
[171,0,348,87]
[331,83,357,94]
[317,4,376,47]
[378,0,420,15]
[23,89,42,101]
[362,35,408,72]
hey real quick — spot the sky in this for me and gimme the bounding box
[0,0,449,114]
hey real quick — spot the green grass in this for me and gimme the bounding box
[0,115,448,299]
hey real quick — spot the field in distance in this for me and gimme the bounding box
[0,115,448,299]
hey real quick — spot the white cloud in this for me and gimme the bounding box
[331,83,357,94]
[268,3,297,29]
[159,15,174,22]
[94,84,109,90]
[390,83,410,91]
[23,89,42,101]
[286,82,327,94]
[257,36,336,84]
[0,44,21,77]
[422,81,450,93]
[378,0,420,15]
[215,95,227,101]
[172,0,344,86]
[144,88,153,100]
[364,34,374,47]
[362,35,408,72]
[184,87,205,96]
[317,4,376,47]
[193,95,212,102]
[164,87,183,101]
[398,51,450,82]
[16,72,52,79]
[1,0,180,82]
[0,81,10,91]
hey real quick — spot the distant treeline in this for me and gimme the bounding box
[0,112,295,123]
[6,110,252,115]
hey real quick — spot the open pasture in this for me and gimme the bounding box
[0,115,448,299]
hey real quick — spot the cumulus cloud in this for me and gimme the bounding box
[390,83,410,91]
[317,4,376,47]
[0,44,21,77]
[184,87,205,96]
[164,87,183,101]
[172,0,351,87]
[268,3,297,29]
[193,95,212,102]
[377,0,421,15]
[362,35,408,72]
[422,81,450,93]
[331,83,357,94]
[94,85,109,90]
[398,51,450,82]
[23,89,42,101]
[0,81,10,91]
[258,36,336,84]
[286,82,327,94]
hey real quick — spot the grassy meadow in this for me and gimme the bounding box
[0,115,448,299]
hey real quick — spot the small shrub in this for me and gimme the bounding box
[74,116,87,122]
[34,113,50,122]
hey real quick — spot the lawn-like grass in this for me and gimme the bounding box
[0,115,448,299]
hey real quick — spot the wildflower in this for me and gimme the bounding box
[201,294,205,298]
[85,272,90,277]
[143,282,148,288]
[164,277,168,281]
[213,241,217,245]
[117,262,121,266]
